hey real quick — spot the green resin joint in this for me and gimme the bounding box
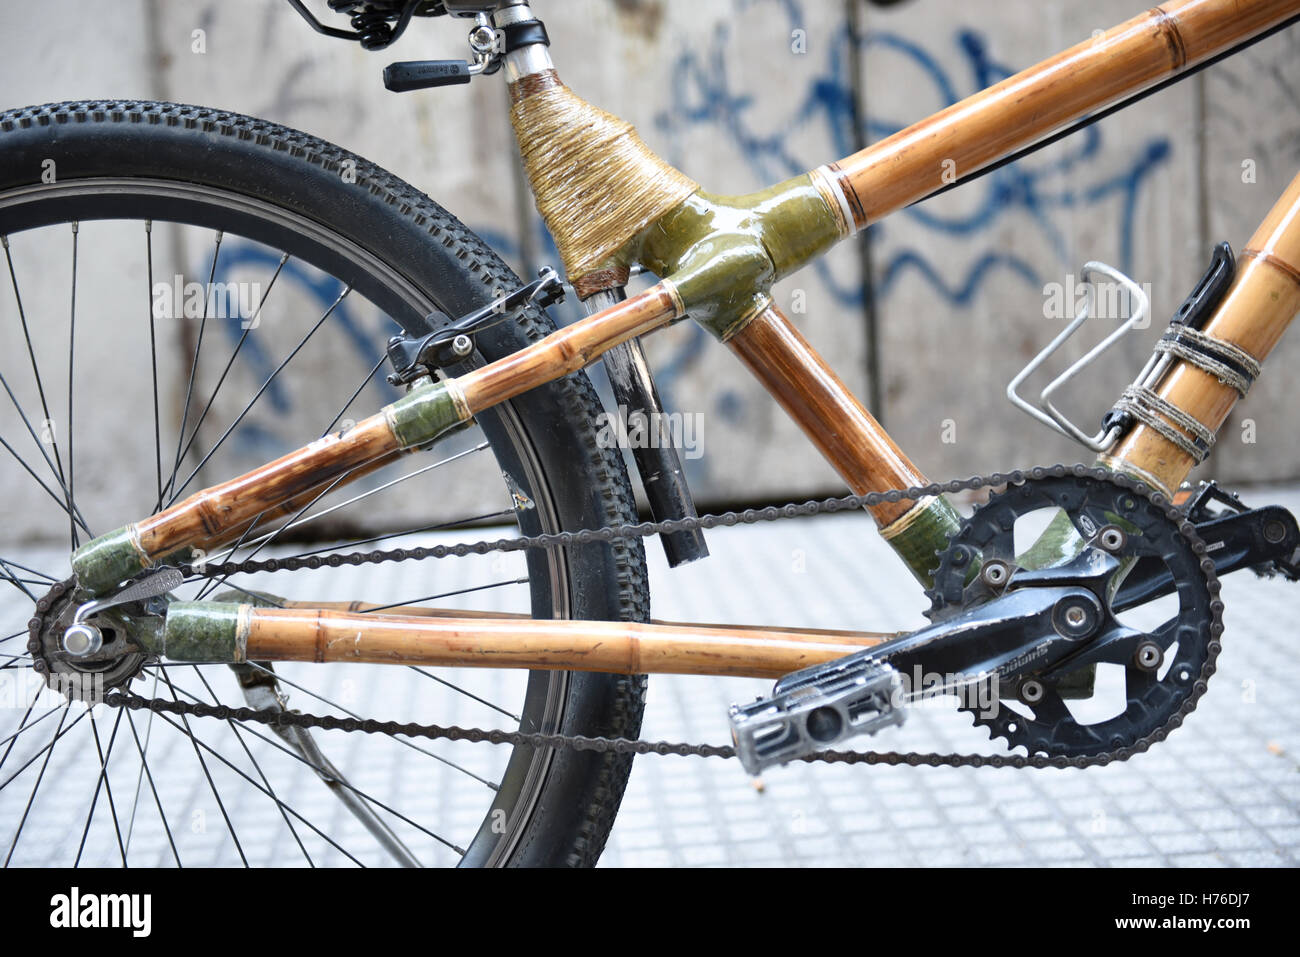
[71,527,150,598]
[635,174,844,340]
[883,496,964,588]
[385,379,470,449]
[158,601,246,662]
[71,531,190,598]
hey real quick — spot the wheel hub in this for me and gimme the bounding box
[27,579,152,698]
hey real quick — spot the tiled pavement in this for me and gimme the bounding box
[1,487,1297,867]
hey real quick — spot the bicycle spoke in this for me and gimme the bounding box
[321,352,389,437]
[122,707,181,867]
[146,222,163,504]
[0,704,90,798]
[0,366,77,495]
[155,668,248,867]
[408,667,520,723]
[0,440,94,539]
[168,284,351,505]
[66,223,78,549]
[0,563,36,602]
[0,693,43,775]
[192,510,274,602]
[193,463,369,602]
[166,671,463,859]
[4,702,73,865]
[76,706,128,867]
[122,671,158,857]
[2,235,67,490]
[161,231,223,509]
[280,508,514,562]
[243,661,499,790]
[223,441,491,558]
[0,435,93,535]
[170,252,290,474]
[191,668,314,867]
[358,577,528,615]
[140,676,368,865]
[0,374,93,534]
[0,558,55,583]
[197,580,286,608]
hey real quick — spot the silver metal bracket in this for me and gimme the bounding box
[1006,261,1153,452]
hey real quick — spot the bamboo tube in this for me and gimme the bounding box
[1102,172,1300,492]
[240,607,884,678]
[71,285,681,593]
[727,304,929,527]
[210,447,409,549]
[726,304,963,585]
[457,282,682,413]
[134,413,400,559]
[818,0,1300,231]
[274,597,900,646]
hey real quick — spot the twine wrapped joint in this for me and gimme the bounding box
[510,73,699,294]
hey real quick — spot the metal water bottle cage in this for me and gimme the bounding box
[1006,242,1237,454]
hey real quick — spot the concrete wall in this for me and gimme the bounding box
[2,0,1298,544]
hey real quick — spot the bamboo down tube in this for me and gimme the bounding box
[233,609,887,679]
[818,0,1300,231]
[1102,172,1300,492]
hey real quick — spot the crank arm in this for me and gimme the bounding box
[1114,503,1300,610]
[729,578,1109,774]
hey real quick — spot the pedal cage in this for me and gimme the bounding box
[728,660,904,775]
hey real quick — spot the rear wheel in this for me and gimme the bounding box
[0,101,648,867]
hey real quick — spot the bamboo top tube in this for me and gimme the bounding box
[821,0,1300,231]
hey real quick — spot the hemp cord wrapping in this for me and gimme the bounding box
[510,80,699,289]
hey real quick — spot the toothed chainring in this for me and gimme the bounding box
[927,475,1216,757]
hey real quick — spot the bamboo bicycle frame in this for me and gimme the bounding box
[69,0,1300,676]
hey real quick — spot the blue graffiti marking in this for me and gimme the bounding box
[652,1,1170,307]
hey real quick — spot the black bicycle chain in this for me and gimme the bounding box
[78,464,1222,771]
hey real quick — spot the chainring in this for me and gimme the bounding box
[927,474,1216,757]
